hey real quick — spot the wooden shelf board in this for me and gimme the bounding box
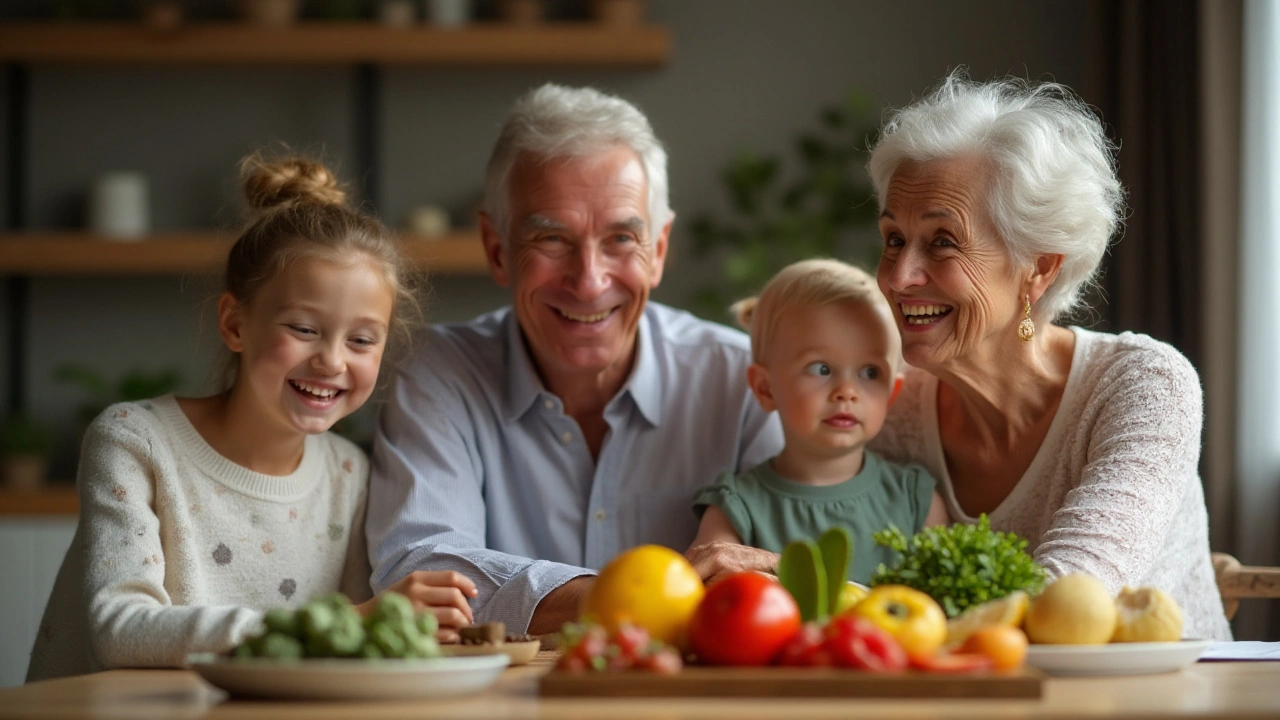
[0,22,670,66]
[0,231,489,276]
[0,485,78,516]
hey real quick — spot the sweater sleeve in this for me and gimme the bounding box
[1033,345,1203,594]
[81,409,262,669]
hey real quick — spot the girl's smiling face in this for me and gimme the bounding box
[876,156,1026,370]
[222,255,394,439]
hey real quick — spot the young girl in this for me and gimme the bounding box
[27,155,475,682]
[690,259,949,584]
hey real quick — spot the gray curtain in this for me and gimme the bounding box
[1089,0,1203,373]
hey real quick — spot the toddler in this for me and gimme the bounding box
[28,154,475,682]
[691,259,948,584]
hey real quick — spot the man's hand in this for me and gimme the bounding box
[528,576,595,635]
[685,541,780,586]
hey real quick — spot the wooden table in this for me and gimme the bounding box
[3,654,1278,719]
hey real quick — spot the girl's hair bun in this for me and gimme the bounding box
[240,153,346,212]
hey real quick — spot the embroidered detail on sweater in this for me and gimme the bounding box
[212,543,233,565]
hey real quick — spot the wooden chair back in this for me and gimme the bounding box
[1212,552,1280,620]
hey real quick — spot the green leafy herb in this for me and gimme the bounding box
[870,515,1046,618]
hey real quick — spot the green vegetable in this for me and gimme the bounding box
[870,515,1047,618]
[817,526,853,615]
[259,633,304,659]
[229,591,443,661]
[263,607,299,636]
[777,539,827,622]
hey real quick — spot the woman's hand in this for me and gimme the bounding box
[686,540,780,586]
[357,571,478,643]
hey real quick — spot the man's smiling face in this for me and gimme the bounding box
[496,146,669,389]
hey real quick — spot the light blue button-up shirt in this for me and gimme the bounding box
[366,302,783,632]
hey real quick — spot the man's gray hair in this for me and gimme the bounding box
[867,70,1125,322]
[483,83,673,244]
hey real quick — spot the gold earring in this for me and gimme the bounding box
[1018,295,1035,342]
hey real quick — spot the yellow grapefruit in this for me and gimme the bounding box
[580,545,705,647]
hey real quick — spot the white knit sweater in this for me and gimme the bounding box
[27,395,373,682]
[871,327,1232,641]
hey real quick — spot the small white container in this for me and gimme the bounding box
[380,0,417,27]
[89,172,150,240]
[425,0,471,28]
[406,205,451,239]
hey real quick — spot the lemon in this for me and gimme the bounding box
[944,591,1029,647]
[1111,586,1183,643]
[580,545,705,647]
[834,582,869,615]
[1024,573,1116,645]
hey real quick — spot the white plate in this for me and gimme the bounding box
[1025,640,1212,676]
[187,653,509,700]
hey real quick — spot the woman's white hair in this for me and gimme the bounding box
[483,83,673,244]
[867,70,1125,322]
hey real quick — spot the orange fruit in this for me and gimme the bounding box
[945,591,1029,648]
[960,625,1028,671]
[580,545,705,648]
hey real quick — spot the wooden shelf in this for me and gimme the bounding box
[0,485,78,517]
[0,231,489,276]
[0,22,670,66]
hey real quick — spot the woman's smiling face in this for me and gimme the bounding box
[876,156,1026,370]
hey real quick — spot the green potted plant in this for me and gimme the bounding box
[55,364,184,427]
[687,91,883,321]
[0,415,56,490]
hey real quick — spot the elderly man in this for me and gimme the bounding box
[366,84,783,635]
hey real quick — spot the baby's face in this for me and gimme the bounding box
[753,300,899,460]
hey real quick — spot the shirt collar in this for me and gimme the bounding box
[500,306,664,427]
[504,309,545,422]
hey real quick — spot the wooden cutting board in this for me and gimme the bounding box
[539,666,1043,699]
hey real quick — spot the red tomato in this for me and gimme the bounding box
[824,616,909,672]
[689,572,801,666]
[610,623,652,667]
[775,622,835,667]
[554,624,609,673]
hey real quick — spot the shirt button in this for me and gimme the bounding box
[561,431,573,444]
[544,399,555,410]
[594,509,607,522]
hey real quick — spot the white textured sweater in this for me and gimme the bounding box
[27,395,373,682]
[871,327,1231,641]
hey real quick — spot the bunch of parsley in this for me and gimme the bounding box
[871,515,1047,617]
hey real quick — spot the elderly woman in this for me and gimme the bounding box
[866,73,1231,641]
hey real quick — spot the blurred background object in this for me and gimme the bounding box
[87,172,149,240]
[424,0,472,28]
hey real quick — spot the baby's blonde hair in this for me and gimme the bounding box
[732,259,901,369]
